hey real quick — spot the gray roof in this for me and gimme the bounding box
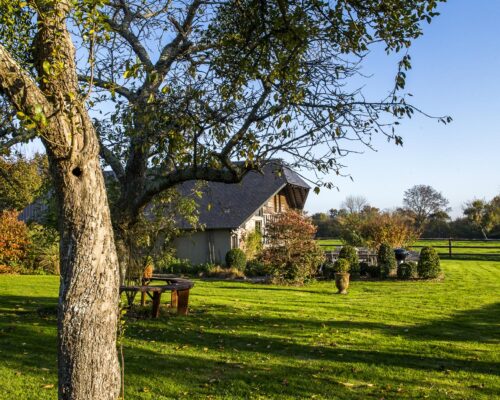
[177,162,310,230]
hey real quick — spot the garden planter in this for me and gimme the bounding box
[335,272,350,294]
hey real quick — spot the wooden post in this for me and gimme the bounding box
[171,290,178,309]
[152,292,162,318]
[449,238,452,258]
[177,289,190,316]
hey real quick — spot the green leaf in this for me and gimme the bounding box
[42,61,51,75]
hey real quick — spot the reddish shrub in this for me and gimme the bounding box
[0,210,30,272]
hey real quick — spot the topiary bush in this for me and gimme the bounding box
[338,245,359,275]
[225,248,247,271]
[417,247,441,279]
[333,258,350,273]
[377,243,397,278]
[367,264,381,278]
[322,262,336,280]
[245,259,271,277]
[397,261,418,280]
[359,262,369,276]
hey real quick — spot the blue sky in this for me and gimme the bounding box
[304,0,500,217]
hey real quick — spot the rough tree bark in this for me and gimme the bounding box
[0,3,121,399]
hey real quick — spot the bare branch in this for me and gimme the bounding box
[154,0,202,75]
[78,75,136,101]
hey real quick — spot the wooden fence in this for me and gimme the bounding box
[317,238,500,260]
[408,238,500,259]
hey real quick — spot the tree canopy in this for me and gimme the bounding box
[1,1,450,220]
[402,184,450,230]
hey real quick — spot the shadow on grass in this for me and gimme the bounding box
[403,302,500,343]
[0,293,499,399]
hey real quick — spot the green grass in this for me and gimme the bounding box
[318,239,500,261]
[1,261,499,399]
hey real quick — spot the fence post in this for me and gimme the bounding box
[448,238,452,258]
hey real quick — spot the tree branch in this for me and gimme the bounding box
[105,17,154,71]
[98,140,126,183]
[219,84,271,158]
[139,163,248,212]
[78,75,136,101]
[154,0,201,75]
[0,45,64,151]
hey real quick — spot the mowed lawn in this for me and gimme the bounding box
[318,239,500,258]
[0,261,499,399]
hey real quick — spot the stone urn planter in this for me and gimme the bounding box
[335,272,350,294]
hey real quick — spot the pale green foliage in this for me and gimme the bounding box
[242,229,263,261]
[463,195,500,239]
[125,188,200,280]
[0,154,46,211]
[26,223,60,275]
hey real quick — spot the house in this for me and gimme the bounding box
[173,162,310,265]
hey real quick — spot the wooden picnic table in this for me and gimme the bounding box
[120,276,194,317]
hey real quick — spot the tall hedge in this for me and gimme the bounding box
[417,247,441,279]
[377,243,396,278]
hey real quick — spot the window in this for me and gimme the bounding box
[255,220,262,233]
[231,234,238,249]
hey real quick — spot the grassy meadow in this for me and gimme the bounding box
[0,260,499,399]
[317,239,500,260]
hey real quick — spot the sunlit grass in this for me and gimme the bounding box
[0,260,499,399]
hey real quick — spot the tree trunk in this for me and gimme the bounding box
[52,155,121,400]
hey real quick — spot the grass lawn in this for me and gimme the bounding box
[317,239,500,261]
[0,260,499,399]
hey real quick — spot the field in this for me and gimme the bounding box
[318,239,500,259]
[0,260,499,399]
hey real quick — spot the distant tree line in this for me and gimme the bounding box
[312,187,500,241]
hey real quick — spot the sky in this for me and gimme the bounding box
[303,0,500,218]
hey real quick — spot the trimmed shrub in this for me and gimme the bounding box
[377,243,396,278]
[359,262,369,276]
[338,245,359,275]
[333,258,350,273]
[367,265,381,278]
[225,248,247,271]
[417,247,441,279]
[397,261,418,280]
[322,262,336,280]
[245,260,271,277]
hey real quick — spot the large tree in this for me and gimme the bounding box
[463,195,500,239]
[0,1,448,398]
[341,195,369,214]
[402,184,450,230]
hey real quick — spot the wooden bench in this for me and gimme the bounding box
[120,277,194,317]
